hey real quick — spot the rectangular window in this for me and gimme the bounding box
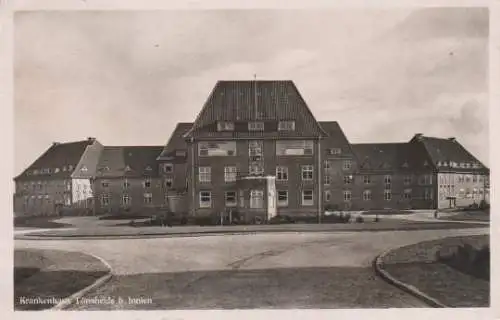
[278,121,295,131]
[248,122,265,131]
[277,190,288,207]
[343,190,352,201]
[301,165,314,181]
[122,194,131,206]
[323,160,331,171]
[425,188,433,200]
[363,190,371,201]
[343,160,352,170]
[250,190,264,209]
[324,175,331,185]
[384,175,392,184]
[404,175,412,185]
[144,179,151,188]
[325,190,331,202]
[217,121,234,131]
[199,141,237,157]
[101,181,109,188]
[472,175,478,183]
[465,175,471,183]
[225,191,237,207]
[199,167,211,183]
[123,180,130,189]
[165,178,173,189]
[199,191,211,208]
[363,175,371,184]
[144,193,153,204]
[384,190,392,201]
[249,163,264,175]
[100,194,110,206]
[224,166,237,182]
[302,190,314,206]
[248,140,263,157]
[163,163,173,173]
[276,166,288,181]
[328,148,341,155]
[343,175,353,184]
[404,189,412,200]
[276,140,314,156]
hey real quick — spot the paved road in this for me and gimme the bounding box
[15,227,489,309]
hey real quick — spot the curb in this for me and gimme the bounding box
[50,252,113,311]
[14,224,487,241]
[373,248,448,308]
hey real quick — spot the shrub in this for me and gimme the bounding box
[355,216,364,223]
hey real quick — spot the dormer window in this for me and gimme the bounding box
[248,122,264,131]
[80,166,88,172]
[145,166,152,171]
[175,150,187,157]
[278,121,295,131]
[328,148,341,155]
[443,161,448,167]
[217,121,234,131]
[33,169,39,175]
[54,168,60,173]
[423,161,429,167]
[125,165,132,172]
[437,161,442,167]
[402,162,409,168]
[68,165,74,171]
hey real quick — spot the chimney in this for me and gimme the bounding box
[413,133,423,141]
[52,142,60,146]
[448,137,456,142]
[87,137,95,142]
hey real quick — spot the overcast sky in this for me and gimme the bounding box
[14,8,489,173]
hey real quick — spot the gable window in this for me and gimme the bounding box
[302,190,314,206]
[250,190,264,209]
[54,168,60,173]
[325,190,331,202]
[224,166,237,182]
[278,121,295,131]
[199,191,211,208]
[145,166,152,171]
[384,190,392,201]
[278,190,288,207]
[217,121,234,131]
[404,189,412,200]
[324,175,331,185]
[225,191,237,207]
[199,167,211,183]
[80,166,88,172]
[100,194,110,206]
[328,148,341,155]
[404,175,412,185]
[343,190,352,201]
[343,175,353,184]
[301,165,314,181]
[144,179,151,188]
[363,190,371,201]
[144,193,153,204]
[163,163,173,173]
[276,166,288,181]
[343,160,352,170]
[384,175,392,184]
[248,122,265,131]
[122,194,131,206]
[363,175,371,184]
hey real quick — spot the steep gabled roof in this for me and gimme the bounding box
[185,80,327,138]
[72,141,105,179]
[157,122,193,161]
[96,146,164,178]
[411,135,489,173]
[319,121,355,156]
[15,138,98,181]
[350,142,434,173]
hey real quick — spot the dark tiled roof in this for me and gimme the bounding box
[413,135,489,173]
[351,142,433,173]
[157,122,192,161]
[72,141,104,178]
[319,121,355,156]
[96,146,164,178]
[185,80,327,138]
[15,139,97,181]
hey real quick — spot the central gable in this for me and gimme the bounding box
[185,80,326,138]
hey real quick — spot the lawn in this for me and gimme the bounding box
[439,211,490,222]
[19,220,486,239]
[14,249,110,310]
[14,216,72,229]
[379,235,490,307]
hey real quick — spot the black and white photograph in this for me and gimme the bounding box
[7,2,493,315]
